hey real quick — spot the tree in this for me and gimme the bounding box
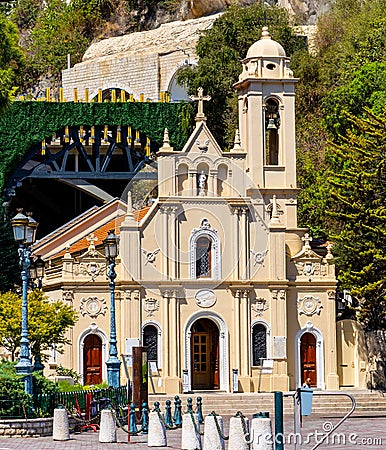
[0,205,19,293]
[26,0,106,82]
[327,108,386,330]
[177,3,307,149]
[0,290,77,361]
[322,62,386,138]
[0,11,25,111]
[292,0,386,235]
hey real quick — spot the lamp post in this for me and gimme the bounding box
[28,255,45,371]
[29,255,45,289]
[103,230,121,387]
[11,210,38,395]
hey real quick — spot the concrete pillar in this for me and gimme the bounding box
[203,414,225,450]
[181,413,202,450]
[251,416,273,450]
[148,411,167,447]
[228,416,250,450]
[99,409,117,443]
[52,408,70,441]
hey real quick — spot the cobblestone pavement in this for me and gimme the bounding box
[0,414,385,449]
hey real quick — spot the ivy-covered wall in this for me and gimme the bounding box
[0,101,193,194]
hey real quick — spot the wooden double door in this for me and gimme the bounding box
[300,332,317,387]
[191,318,220,390]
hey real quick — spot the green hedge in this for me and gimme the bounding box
[0,101,193,193]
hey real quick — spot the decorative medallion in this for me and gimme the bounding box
[80,297,107,318]
[142,248,160,265]
[250,249,268,266]
[251,297,268,316]
[76,262,106,280]
[62,290,74,303]
[297,295,323,316]
[144,298,160,317]
[195,290,217,308]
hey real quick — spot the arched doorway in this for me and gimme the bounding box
[83,334,102,385]
[191,318,219,390]
[300,332,317,387]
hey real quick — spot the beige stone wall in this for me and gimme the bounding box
[62,15,218,101]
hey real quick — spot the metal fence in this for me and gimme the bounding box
[0,386,128,419]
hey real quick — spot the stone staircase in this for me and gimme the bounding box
[149,390,386,417]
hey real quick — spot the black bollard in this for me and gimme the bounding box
[196,396,204,424]
[165,399,173,428]
[141,401,149,434]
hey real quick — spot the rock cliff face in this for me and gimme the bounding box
[131,0,330,29]
[278,0,330,25]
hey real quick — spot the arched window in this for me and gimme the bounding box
[189,219,221,280]
[217,164,228,196]
[168,71,189,102]
[143,324,158,362]
[252,323,267,366]
[265,98,280,165]
[177,163,189,195]
[196,236,212,278]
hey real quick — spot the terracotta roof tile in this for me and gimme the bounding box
[52,206,150,260]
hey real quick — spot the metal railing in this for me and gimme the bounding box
[284,389,356,450]
[0,386,128,419]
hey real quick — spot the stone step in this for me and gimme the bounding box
[148,390,386,416]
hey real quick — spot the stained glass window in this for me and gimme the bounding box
[143,325,158,362]
[196,236,211,277]
[252,323,267,366]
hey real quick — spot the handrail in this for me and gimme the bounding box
[283,390,356,450]
[309,391,356,450]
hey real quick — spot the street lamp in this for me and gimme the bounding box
[28,255,46,372]
[103,230,121,387]
[29,255,45,289]
[10,209,38,395]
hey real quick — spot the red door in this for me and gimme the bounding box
[83,334,102,385]
[301,333,317,387]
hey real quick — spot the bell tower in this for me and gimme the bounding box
[234,27,298,197]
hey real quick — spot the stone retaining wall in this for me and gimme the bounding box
[0,417,53,437]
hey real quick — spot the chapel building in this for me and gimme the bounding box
[35,27,363,393]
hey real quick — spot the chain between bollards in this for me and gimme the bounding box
[210,410,229,440]
[154,402,180,430]
[188,409,204,435]
[235,410,251,442]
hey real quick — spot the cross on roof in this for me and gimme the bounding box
[189,87,211,120]
[257,10,274,26]
[86,233,98,251]
[302,233,313,250]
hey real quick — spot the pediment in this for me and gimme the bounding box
[180,121,223,157]
[291,247,321,262]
